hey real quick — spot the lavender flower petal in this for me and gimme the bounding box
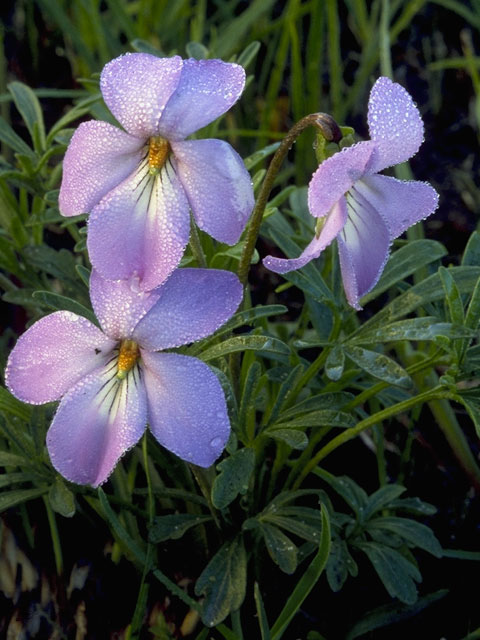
[172,139,254,244]
[100,53,183,139]
[337,191,391,309]
[133,268,243,351]
[355,174,439,240]
[87,159,190,291]
[142,352,230,467]
[46,363,147,487]
[367,76,424,173]
[59,121,145,216]
[263,198,348,274]
[308,141,376,217]
[90,270,161,340]
[5,312,115,404]
[158,59,246,141]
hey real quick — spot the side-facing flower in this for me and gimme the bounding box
[59,53,254,291]
[264,76,439,309]
[6,269,243,486]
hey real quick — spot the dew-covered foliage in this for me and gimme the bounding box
[1,1,480,638]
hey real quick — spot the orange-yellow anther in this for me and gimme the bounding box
[117,340,140,380]
[148,136,170,174]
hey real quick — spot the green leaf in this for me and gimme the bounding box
[358,542,421,604]
[325,346,345,381]
[254,582,271,640]
[49,476,75,517]
[356,266,480,336]
[200,335,290,362]
[267,229,333,302]
[213,0,277,58]
[267,364,305,426]
[262,523,298,574]
[272,409,356,430]
[363,240,447,303]
[326,538,358,591]
[344,345,412,389]
[349,318,475,344]
[0,236,22,276]
[462,230,480,266]
[208,304,287,343]
[279,392,354,420]
[0,472,37,489]
[367,517,442,557]
[264,513,323,544]
[237,361,264,443]
[212,448,255,509]
[0,180,28,247]
[244,142,280,170]
[24,245,79,284]
[185,41,209,59]
[0,115,36,157]
[457,394,480,438]
[0,487,48,513]
[195,536,247,627]
[237,41,261,70]
[46,94,101,145]
[0,386,32,422]
[0,451,32,468]
[270,505,331,640]
[268,429,308,450]
[465,275,480,332]
[389,497,437,517]
[8,81,46,151]
[149,514,212,543]
[345,590,448,640]
[32,291,97,324]
[362,484,406,521]
[314,469,368,517]
[439,267,465,326]
[75,264,91,288]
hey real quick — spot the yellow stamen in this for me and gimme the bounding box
[117,340,140,380]
[148,136,170,175]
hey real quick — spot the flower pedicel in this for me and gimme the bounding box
[264,76,439,309]
[59,53,254,291]
[6,269,242,486]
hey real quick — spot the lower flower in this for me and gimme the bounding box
[6,268,243,486]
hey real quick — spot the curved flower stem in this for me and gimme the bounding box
[237,113,342,287]
[292,386,455,489]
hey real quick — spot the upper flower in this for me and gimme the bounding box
[264,76,439,309]
[6,268,243,487]
[59,53,254,291]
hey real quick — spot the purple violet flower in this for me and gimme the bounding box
[263,76,439,309]
[6,268,242,486]
[59,53,254,291]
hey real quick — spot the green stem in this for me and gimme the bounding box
[292,386,453,488]
[379,0,393,78]
[231,609,244,640]
[127,436,155,640]
[189,464,221,529]
[43,495,63,575]
[237,113,342,287]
